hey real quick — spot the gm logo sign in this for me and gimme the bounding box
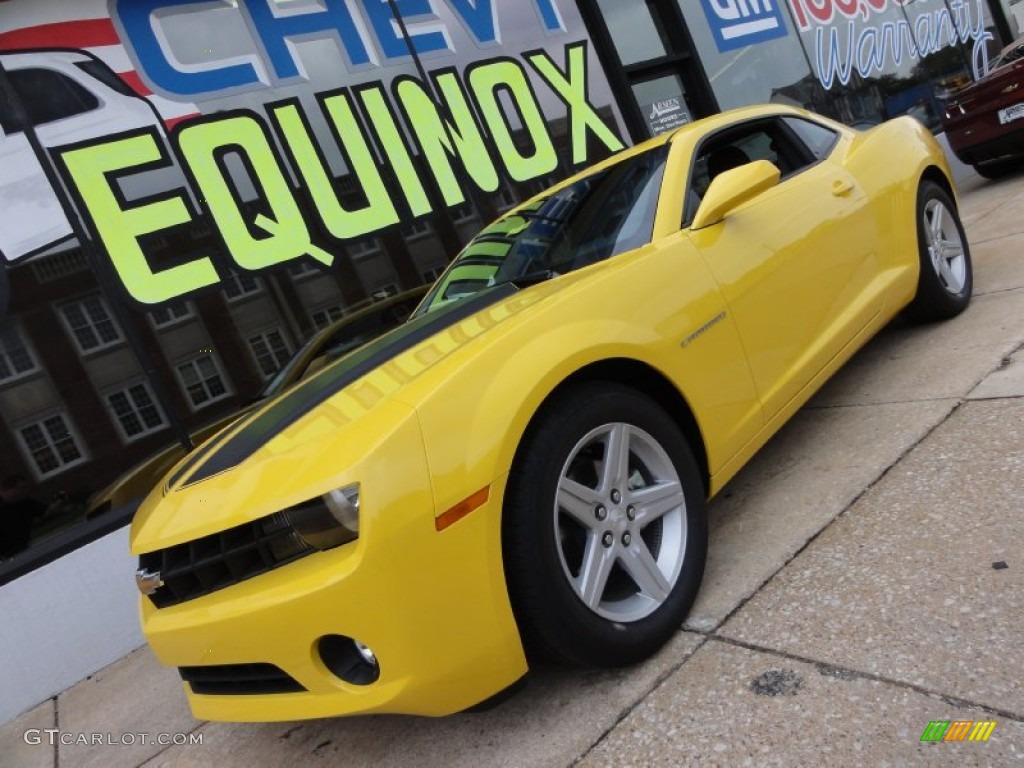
[699,0,789,52]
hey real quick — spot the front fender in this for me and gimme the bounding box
[392,239,764,522]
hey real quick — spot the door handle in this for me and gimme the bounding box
[832,178,855,197]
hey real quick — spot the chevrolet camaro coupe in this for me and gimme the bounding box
[132,105,972,721]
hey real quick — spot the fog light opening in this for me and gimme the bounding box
[319,634,380,685]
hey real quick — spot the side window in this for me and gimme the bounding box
[784,117,840,161]
[7,68,100,128]
[685,118,818,225]
[0,86,22,134]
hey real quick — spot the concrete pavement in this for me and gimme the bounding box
[3,170,1024,767]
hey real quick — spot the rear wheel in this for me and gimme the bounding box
[502,383,707,667]
[902,181,972,323]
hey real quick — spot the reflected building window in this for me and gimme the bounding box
[105,382,167,442]
[176,354,230,409]
[17,413,87,479]
[221,272,262,301]
[400,220,431,241]
[0,324,38,383]
[422,265,446,283]
[58,294,122,354]
[311,304,346,330]
[247,329,291,378]
[148,301,194,329]
[287,261,319,279]
[348,238,383,259]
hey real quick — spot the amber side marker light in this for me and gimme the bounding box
[436,486,490,531]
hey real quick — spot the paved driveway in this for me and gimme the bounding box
[4,171,1024,768]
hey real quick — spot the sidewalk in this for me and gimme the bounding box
[3,171,1024,767]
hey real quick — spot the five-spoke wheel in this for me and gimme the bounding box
[503,383,707,667]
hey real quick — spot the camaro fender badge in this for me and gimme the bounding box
[681,311,727,348]
[136,568,164,595]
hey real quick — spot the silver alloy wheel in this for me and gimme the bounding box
[923,197,967,295]
[554,422,687,622]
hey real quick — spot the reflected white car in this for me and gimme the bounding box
[0,50,163,262]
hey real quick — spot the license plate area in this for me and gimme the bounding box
[998,101,1024,125]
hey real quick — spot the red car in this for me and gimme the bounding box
[944,38,1024,178]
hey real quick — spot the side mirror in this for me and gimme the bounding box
[691,159,781,230]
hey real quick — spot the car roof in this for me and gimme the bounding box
[511,104,815,206]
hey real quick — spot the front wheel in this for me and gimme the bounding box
[902,181,972,323]
[502,383,707,667]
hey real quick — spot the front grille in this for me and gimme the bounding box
[139,511,314,608]
[179,663,305,695]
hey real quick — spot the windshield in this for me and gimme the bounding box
[416,145,668,316]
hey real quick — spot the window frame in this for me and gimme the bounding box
[148,301,195,329]
[682,115,828,228]
[311,303,346,331]
[104,380,168,443]
[57,294,124,355]
[246,328,293,380]
[15,411,89,481]
[0,323,40,385]
[174,353,232,411]
[220,272,263,302]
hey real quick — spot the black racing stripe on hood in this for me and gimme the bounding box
[175,284,519,488]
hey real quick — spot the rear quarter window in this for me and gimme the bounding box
[784,117,840,161]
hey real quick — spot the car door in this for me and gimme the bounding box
[686,116,882,421]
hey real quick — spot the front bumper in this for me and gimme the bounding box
[140,471,527,721]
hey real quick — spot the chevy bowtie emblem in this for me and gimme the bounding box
[1002,83,1020,94]
[136,568,164,595]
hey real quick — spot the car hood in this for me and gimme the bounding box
[131,281,552,550]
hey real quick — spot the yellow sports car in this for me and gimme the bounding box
[87,287,427,518]
[131,105,972,721]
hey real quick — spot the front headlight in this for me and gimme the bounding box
[284,482,360,551]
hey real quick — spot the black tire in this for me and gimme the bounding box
[973,160,1020,180]
[902,181,972,323]
[502,382,707,667]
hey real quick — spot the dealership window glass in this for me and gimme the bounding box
[595,0,671,66]
[1000,0,1024,38]
[0,0,631,574]
[18,414,86,478]
[775,1,999,127]
[59,295,122,353]
[7,67,99,126]
[0,324,37,382]
[106,383,166,441]
[631,74,693,135]
[676,1,816,113]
